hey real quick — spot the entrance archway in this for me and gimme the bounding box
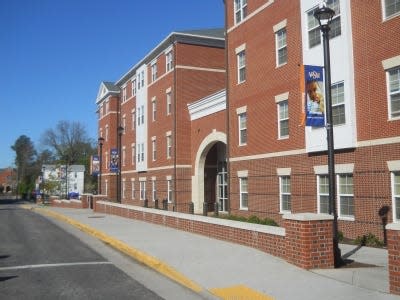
[192,131,227,214]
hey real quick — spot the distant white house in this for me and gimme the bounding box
[40,164,85,197]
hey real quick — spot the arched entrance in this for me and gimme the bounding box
[192,131,227,214]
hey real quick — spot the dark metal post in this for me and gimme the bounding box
[314,2,342,268]
[98,137,104,194]
[117,126,124,203]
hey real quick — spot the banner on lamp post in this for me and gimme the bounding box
[304,65,325,127]
[110,148,119,173]
[91,155,100,176]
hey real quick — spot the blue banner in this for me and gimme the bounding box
[91,155,100,175]
[305,65,325,127]
[110,148,119,173]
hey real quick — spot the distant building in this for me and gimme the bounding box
[41,164,85,197]
[0,168,15,193]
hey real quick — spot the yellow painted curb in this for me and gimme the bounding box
[210,285,275,300]
[27,206,203,293]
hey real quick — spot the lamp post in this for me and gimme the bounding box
[314,1,342,268]
[98,137,104,194]
[117,126,124,203]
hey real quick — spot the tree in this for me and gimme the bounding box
[41,120,97,193]
[11,135,37,198]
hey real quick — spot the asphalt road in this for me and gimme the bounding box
[0,200,206,300]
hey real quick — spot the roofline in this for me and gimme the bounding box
[115,30,225,86]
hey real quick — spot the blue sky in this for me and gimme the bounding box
[0,0,224,168]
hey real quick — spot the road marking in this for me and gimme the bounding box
[210,285,275,300]
[0,261,112,271]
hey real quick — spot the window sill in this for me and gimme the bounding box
[276,62,287,69]
[338,216,355,222]
[279,210,291,215]
[239,207,248,211]
[278,136,289,140]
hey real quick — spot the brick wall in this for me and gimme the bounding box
[94,200,335,269]
[387,223,400,295]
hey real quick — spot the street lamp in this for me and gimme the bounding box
[117,126,124,203]
[314,1,343,268]
[98,137,105,194]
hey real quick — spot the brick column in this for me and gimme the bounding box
[283,213,334,269]
[387,223,400,295]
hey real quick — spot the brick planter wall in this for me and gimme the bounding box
[387,223,400,295]
[94,201,335,269]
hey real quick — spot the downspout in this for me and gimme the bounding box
[173,40,177,210]
[224,0,231,214]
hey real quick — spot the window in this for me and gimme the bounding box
[141,143,144,162]
[318,175,329,214]
[140,105,144,124]
[237,50,246,83]
[151,62,157,82]
[338,174,354,219]
[331,82,346,125]
[132,78,136,96]
[141,70,144,87]
[122,179,126,199]
[279,176,291,212]
[384,0,400,19]
[122,116,126,133]
[167,179,173,203]
[105,126,109,142]
[278,100,289,138]
[131,180,135,199]
[140,180,146,200]
[137,107,141,126]
[122,86,127,102]
[131,110,135,130]
[137,73,141,90]
[307,0,341,48]
[131,144,135,165]
[137,143,144,163]
[152,138,157,161]
[152,98,157,121]
[152,179,157,201]
[239,177,248,209]
[388,67,400,118]
[276,28,287,66]
[392,172,400,221]
[122,146,126,166]
[234,0,247,24]
[166,134,172,159]
[238,112,247,145]
[166,51,173,72]
[166,92,172,115]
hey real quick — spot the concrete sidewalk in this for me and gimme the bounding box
[29,205,399,300]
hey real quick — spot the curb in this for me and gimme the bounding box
[27,206,205,295]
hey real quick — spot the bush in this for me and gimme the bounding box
[219,214,279,227]
[354,233,384,248]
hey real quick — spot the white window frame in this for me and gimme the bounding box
[152,137,157,161]
[131,144,135,166]
[317,175,329,214]
[139,180,146,200]
[239,176,248,210]
[337,173,354,220]
[392,171,400,222]
[122,85,127,102]
[167,178,173,203]
[277,100,289,139]
[275,28,287,67]
[131,110,135,130]
[166,133,172,159]
[238,112,247,145]
[237,50,246,83]
[152,178,157,201]
[383,0,400,19]
[151,61,157,82]
[234,0,247,24]
[166,50,173,72]
[331,81,346,125]
[279,176,291,213]
[387,66,400,119]
[152,97,157,121]
[131,78,136,96]
[122,178,126,199]
[122,146,126,166]
[131,179,135,199]
[166,91,172,115]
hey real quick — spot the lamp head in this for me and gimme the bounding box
[117,126,124,135]
[314,1,335,27]
[98,136,105,145]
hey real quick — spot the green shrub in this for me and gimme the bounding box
[354,233,384,248]
[219,214,279,227]
[338,231,344,242]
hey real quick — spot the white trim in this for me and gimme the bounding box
[357,136,400,147]
[388,160,400,171]
[382,55,400,70]
[283,213,333,221]
[151,136,156,141]
[139,177,146,182]
[175,65,225,73]
[275,92,289,103]
[230,148,306,162]
[166,175,172,180]
[273,19,287,33]
[236,105,247,115]
[166,87,172,93]
[313,164,354,174]
[228,0,275,34]
[277,168,291,176]
[235,43,246,54]
[187,90,226,121]
[164,45,173,54]
[237,170,248,177]
[166,131,172,136]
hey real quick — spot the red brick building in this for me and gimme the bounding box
[96,1,400,240]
